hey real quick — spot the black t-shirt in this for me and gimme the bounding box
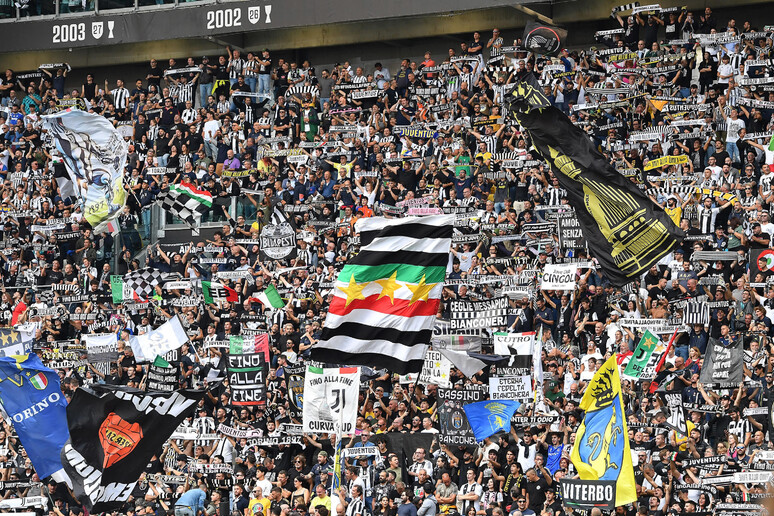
[648,286,667,301]
[395,105,415,125]
[45,269,64,285]
[231,82,251,107]
[186,133,204,152]
[83,82,97,101]
[275,70,289,95]
[155,134,171,155]
[159,106,176,127]
[713,150,730,164]
[169,260,186,275]
[642,19,659,46]
[524,477,549,512]
[145,457,164,474]
[397,167,419,191]
[134,121,149,141]
[286,466,309,487]
[384,88,399,107]
[751,232,771,249]
[147,66,162,88]
[623,19,640,46]
[216,64,229,80]
[544,498,562,516]
[275,115,291,136]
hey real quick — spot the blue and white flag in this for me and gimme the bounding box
[0,353,70,480]
[463,399,521,442]
[42,109,127,232]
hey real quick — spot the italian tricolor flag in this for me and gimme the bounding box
[202,281,239,304]
[110,275,142,303]
[254,284,284,309]
[173,181,213,207]
[229,334,270,362]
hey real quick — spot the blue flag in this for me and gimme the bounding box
[0,353,70,479]
[463,399,521,442]
[570,355,637,507]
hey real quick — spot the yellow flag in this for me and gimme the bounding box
[570,355,637,507]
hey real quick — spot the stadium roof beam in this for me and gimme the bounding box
[205,35,248,54]
[510,4,553,25]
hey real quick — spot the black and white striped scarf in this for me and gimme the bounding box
[611,2,639,15]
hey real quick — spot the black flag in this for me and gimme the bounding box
[522,20,567,56]
[662,392,688,436]
[61,387,203,512]
[698,337,744,385]
[259,206,297,262]
[505,84,683,285]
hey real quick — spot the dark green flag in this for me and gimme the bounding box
[505,83,684,286]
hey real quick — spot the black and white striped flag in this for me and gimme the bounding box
[683,301,710,325]
[311,215,454,373]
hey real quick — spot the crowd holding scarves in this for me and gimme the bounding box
[4,2,774,516]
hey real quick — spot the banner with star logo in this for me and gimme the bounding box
[419,350,452,387]
[0,328,35,357]
[622,330,666,380]
[311,214,454,374]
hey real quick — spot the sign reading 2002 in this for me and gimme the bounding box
[205,5,272,29]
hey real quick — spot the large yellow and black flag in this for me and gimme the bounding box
[505,84,683,285]
[571,355,638,507]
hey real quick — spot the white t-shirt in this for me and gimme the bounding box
[456,251,475,272]
[726,118,745,143]
[203,119,221,140]
[717,62,734,84]
[254,478,273,497]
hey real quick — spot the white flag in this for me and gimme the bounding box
[129,316,189,362]
[302,365,359,436]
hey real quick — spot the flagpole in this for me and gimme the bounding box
[331,401,344,505]
[648,328,679,394]
[532,327,545,414]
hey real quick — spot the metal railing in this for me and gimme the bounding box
[148,194,262,244]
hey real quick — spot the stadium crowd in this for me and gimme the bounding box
[2,4,774,516]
